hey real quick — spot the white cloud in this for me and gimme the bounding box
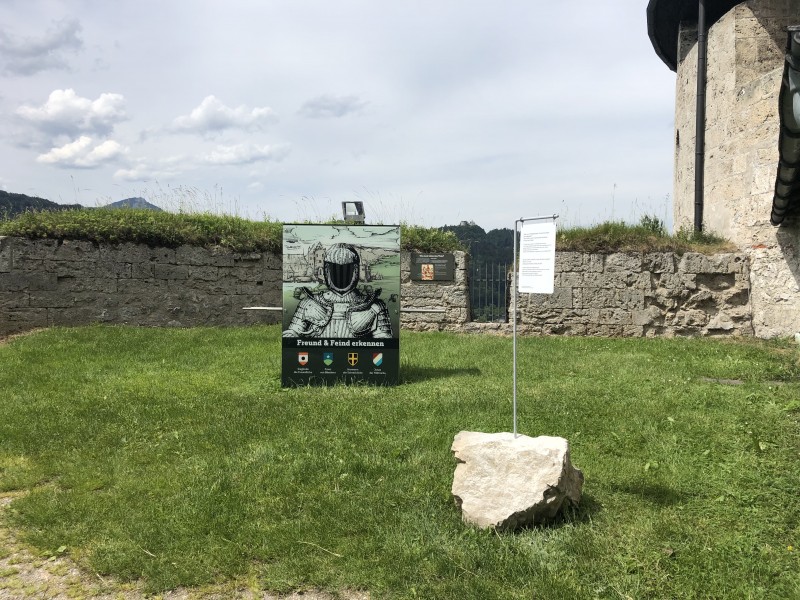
[37,136,126,168]
[16,89,127,138]
[171,96,276,134]
[0,18,82,75]
[202,143,290,166]
[298,94,368,119]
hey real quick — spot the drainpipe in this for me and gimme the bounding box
[694,0,707,232]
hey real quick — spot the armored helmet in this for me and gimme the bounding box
[323,243,360,293]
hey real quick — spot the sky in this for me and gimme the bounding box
[0,0,678,232]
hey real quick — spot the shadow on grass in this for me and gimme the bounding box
[506,492,603,534]
[400,366,482,383]
[612,481,689,507]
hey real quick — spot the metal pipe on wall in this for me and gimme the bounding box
[694,0,708,232]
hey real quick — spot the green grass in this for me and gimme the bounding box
[556,220,734,254]
[0,208,463,253]
[1,327,799,598]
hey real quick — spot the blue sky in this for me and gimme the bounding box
[0,0,677,231]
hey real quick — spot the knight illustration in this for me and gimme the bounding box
[283,243,393,338]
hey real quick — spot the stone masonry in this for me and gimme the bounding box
[674,0,800,338]
[399,250,470,331]
[0,237,282,335]
[511,251,752,337]
[0,237,754,338]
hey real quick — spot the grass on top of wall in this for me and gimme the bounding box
[556,217,736,255]
[0,208,463,253]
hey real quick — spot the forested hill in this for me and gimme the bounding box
[0,190,83,218]
[440,221,514,268]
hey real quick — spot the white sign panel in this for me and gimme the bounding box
[518,220,556,294]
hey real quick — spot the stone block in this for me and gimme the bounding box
[47,303,116,327]
[52,240,98,262]
[10,239,59,261]
[555,272,582,288]
[94,261,132,279]
[0,272,58,292]
[55,277,118,294]
[4,308,48,328]
[117,278,168,294]
[188,266,220,281]
[595,308,633,325]
[604,252,642,272]
[643,253,676,274]
[154,264,189,280]
[0,237,11,272]
[13,257,48,273]
[633,305,665,326]
[581,273,626,289]
[581,254,602,273]
[574,287,617,309]
[43,260,96,278]
[131,262,154,279]
[451,432,583,530]
[521,287,572,310]
[555,252,583,272]
[0,292,29,309]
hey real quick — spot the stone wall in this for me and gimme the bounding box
[0,237,282,335]
[0,237,755,338]
[0,237,471,336]
[511,251,752,337]
[399,251,470,331]
[674,0,800,338]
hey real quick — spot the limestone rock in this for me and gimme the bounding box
[451,431,583,530]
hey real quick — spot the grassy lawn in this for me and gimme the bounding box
[1,326,799,599]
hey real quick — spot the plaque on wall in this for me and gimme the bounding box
[410,252,455,282]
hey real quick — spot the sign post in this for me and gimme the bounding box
[281,224,401,386]
[513,215,558,435]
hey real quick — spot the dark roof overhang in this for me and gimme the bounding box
[647,0,742,71]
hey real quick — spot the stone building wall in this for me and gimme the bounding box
[673,0,800,338]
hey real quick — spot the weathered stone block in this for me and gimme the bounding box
[555,252,584,272]
[0,292,29,309]
[604,252,643,272]
[451,432,583,530]
[643,253,676,274]
[188,266,220,281]
[0,272,58,292]
[131,262,154,279]
[0,237,11,273]
[52,240,98,262]
[154,264,189,280]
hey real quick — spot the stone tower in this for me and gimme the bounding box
[648,0,800,337]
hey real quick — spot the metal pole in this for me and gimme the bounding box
[512,214,558,438]
[513,219,519,437]
[694,0,707,232]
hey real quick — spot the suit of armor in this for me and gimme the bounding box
[283,243,393,339]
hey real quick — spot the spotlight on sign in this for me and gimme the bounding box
[342,201,365,223]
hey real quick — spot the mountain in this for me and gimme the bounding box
[104,197,163,211]
[0,190,83,219]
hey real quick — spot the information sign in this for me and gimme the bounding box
[518,220,556,294]
[410,252,455,282]
[281,224,401,386]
